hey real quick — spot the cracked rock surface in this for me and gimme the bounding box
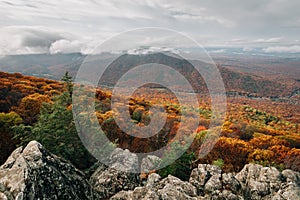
[0,141,99,200]
[1,141,299,200]
[112,164,300,200]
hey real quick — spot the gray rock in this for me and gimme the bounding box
[218,190,243,200]
[272,169,300,200]
[281,169,300,184]
[0,141,98,200]
[201,189,243,200]
[204,174,222,194]
[189,164,222,195]
[157,184,197,200]
[109,148,139,173]
[90,148,140,199]
[110,186,159,200]
[2,143,300,200]
[236,163,300,200]
[142,189,160,200]
[222,173,241,192]
[145,173,161,188]
[110,174,198,200]
[90,166,140,199]
[141,155,161,174]
[0,192,9,200]
[110,190,132,200]
[159,175,198,198]
[111,163,300,199]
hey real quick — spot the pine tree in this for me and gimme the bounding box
[61,71,73,98]
[13,73,96,169]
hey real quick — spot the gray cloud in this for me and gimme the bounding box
[0,0,299,54]
[0,26,78,54]
[21,29,64,48]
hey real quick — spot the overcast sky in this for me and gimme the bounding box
[0,0,299,54]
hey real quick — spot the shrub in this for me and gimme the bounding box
[158,141,196,181]
[212,158,224,169]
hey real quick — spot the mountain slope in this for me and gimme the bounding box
[0,53,298,97]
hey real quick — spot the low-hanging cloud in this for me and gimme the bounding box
[263,45,300,53]
[0,26,86,55]
[49,39,83,54]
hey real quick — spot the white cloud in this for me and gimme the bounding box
[0,26,69,54]
[0,0,299,55]
[263,45,300,53]
[0,26,94,55]
[49,39,82,54]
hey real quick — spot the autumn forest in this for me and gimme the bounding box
[0,66,299,180]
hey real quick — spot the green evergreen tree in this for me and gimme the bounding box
[13,73,96,169]
[61,71,73,98]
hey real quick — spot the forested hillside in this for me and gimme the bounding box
[0,71,299,180]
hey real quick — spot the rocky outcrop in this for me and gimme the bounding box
[236,164,300,200]
[188,164,243,199]
[0,141,99,200]
[1,142,299,200]
[89,148,141,199]
[111,164,300,200]
[111,173,198,200]
[0,144,145,200]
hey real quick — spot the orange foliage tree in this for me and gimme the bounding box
[13,93,51,124]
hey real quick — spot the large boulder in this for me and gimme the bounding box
[108,148,139,172]
[236,163,300,200]
[190,164,242,199]
[111,173,198,200]
[273,169,300,199]
[140,155,161,174]
[157,175,198,199]
[0,141,98,200]
[189,164,222,195]
[90,148,141,199]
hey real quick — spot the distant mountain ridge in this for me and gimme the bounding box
[0,52,298,98]
[98,53,295,97]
